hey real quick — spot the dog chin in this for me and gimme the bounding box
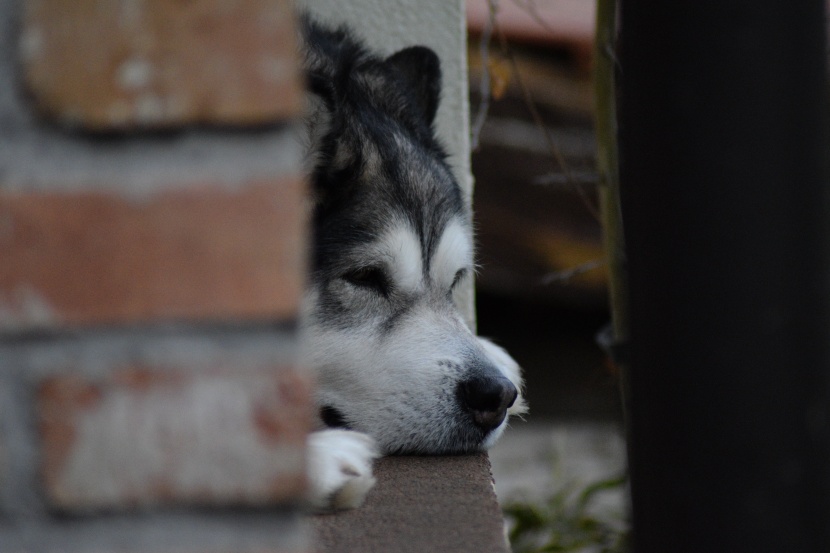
[374,420,507,456]
[481,422,508,450]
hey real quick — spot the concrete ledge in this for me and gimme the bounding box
[313,453,509,553]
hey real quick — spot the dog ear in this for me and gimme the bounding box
[386,46,442,125]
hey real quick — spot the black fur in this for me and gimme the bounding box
[385,46,443,125]
[301,18,466,331]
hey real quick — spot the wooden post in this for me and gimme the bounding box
[619,1,830,551]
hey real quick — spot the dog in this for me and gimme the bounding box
[297,16,527,511]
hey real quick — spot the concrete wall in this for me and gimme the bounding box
[297,0,476,326]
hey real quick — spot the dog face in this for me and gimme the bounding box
[300,19,525,455]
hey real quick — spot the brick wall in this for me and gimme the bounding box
[0,0,312,551]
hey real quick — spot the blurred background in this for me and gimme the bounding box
[465,1,629,547]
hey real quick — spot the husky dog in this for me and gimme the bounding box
[299,17,527,511]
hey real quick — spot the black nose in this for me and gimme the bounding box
[458,375,518,432]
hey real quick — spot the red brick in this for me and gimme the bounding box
[38,364,312,510]
[21,0,302,130]
[0,178,306,329]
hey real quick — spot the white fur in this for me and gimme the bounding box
[476,337,528,448]
[307,429,379,511]
[431,219,472,288]
[383,224,424,293]
[302,218,526,510]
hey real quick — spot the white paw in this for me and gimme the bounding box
[307,429,379,511]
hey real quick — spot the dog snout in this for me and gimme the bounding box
[457,375,518,432]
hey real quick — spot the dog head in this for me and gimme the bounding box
[299,19,526,454]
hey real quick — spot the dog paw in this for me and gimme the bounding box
[307,429,379,511]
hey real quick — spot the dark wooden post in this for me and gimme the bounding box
[619,1,830,551]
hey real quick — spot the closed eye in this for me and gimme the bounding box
[451,268,467,290]
[342,266,390,296]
